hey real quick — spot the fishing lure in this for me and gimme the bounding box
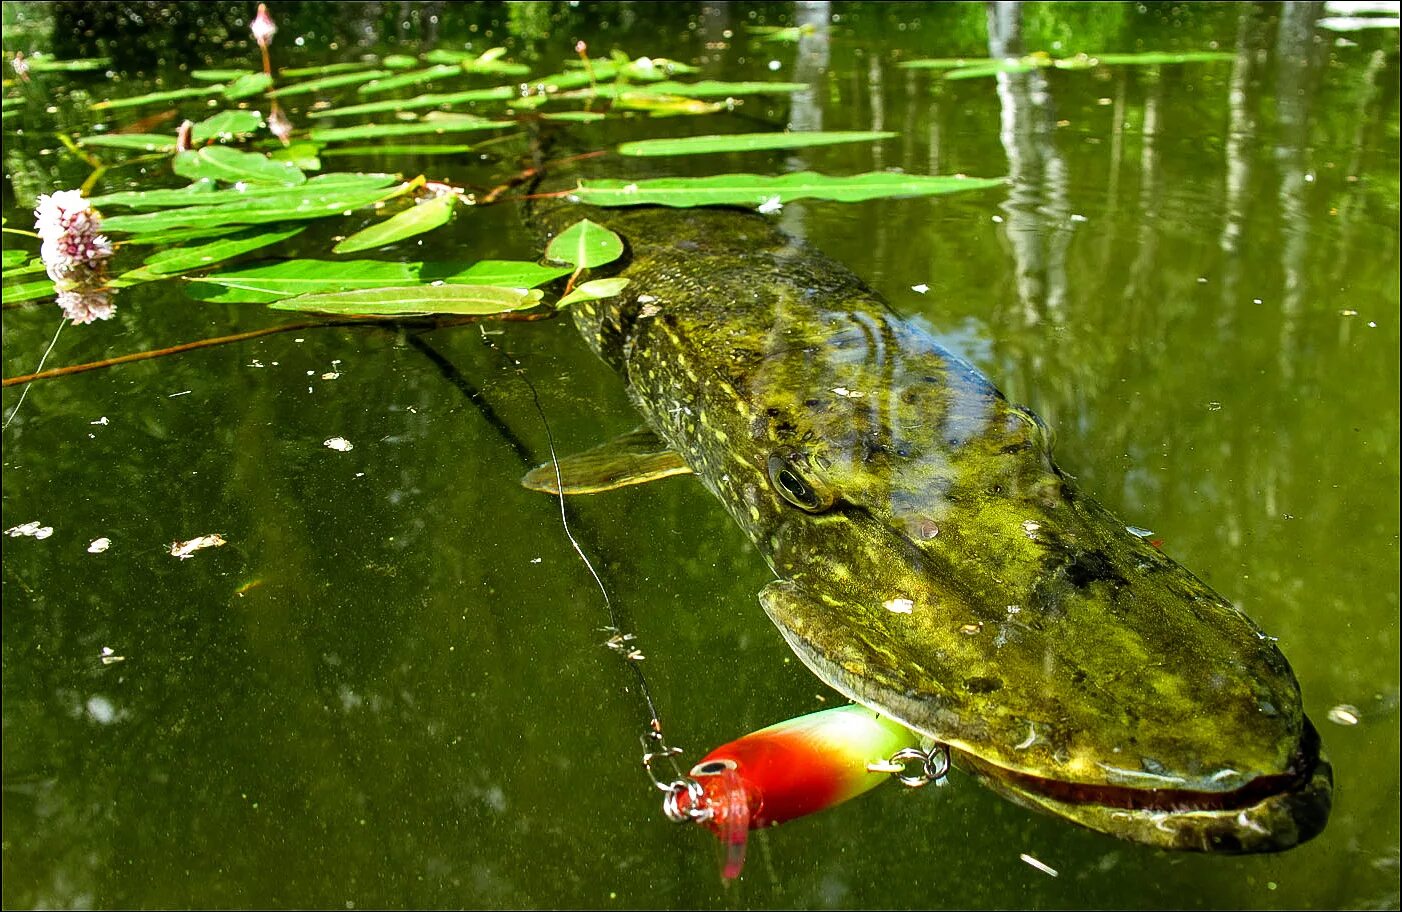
[664,704,932,879]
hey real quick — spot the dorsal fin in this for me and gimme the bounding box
[520,426,693,495]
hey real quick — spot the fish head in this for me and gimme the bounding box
[740,319,1330,852]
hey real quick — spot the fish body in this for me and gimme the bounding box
[526,160,1331,852]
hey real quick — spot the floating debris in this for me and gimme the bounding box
[324,437,354,452]
[170,533,226,559]
[1019,853,1059,877]
[1327,704,1361,726]
[757,195,783,214]
[1021,519,1041,538]
[883,597,915,614]
[911,283,930,294]
[6,521,54,540]
[87,537,111,553]
[1126,525,1155,538]
[90,416,109,426]
[99,645,125,665]
[830,387,865,398]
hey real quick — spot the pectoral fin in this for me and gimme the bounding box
[521,426,693,495]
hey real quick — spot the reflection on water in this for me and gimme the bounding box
[1,1,1398,908]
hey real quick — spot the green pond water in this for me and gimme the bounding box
[2,2,1398,908]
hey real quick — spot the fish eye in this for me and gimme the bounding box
[692,759,737,776]
[767,451,834,513]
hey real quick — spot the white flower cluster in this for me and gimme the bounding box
[33,189,116,324]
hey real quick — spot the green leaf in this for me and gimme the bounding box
[223,72,273,100]
[141,226,306,276]
[91,86,221,110]
[942,62,1039,80]
[557,277,630,308]
[187,258,569,303]
[77,133,178,152]
[192,68,255,81]
[547,219,625,269]
[173,146,307,185]
[1088,51,1235,65]
[270,69,394,97]
[897,57,1000,70]
[423,47,530,74]
[539,111,609,123]
[23,56,110,72]
[111,225,244,246]
[333,193,457,254]
[280,62,378,78]
[572,171,1005,208]
[357,64,467,96]
[320,143,476,158]
[191,109,265,144]
[103,181,408,234]
[381,54,420,69]
[269,284,544,316]
[747,24,816,42]
[92,173,396,210]
[307,85,517,119]
[267,141,322,171]
[3,249,32,270]
[0,279,55,303]
[618,130,896,157]
[556,80,808,100]
[309,117,511,143]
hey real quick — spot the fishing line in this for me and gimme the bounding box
[3,318,65,431]
[468,327,686,776]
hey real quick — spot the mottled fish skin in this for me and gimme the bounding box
[527,165,1330,852]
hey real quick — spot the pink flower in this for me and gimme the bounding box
[56,287,115,325]
[251,3,277,48]
[34,190,117,324]
[34,190,113,283]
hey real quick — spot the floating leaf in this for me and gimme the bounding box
[333,193,457,254]
[898,57,1000,70]
[191,109,265,144]
[556,80,807,101]
[1088,51,1235,65]
[3,249,33,270]
[942,61,1040,80]
[269,284,544,316]
[309,118,511,143]
[91,86,221,110]
[103,181,408,234]
[173,146,307,185]
[77,133,178,152]
[381,54,420,69]
[572,171,1005,208]
[0,279,55,303]
[93,173,395,210]
[142,226,306,276]
[540,111,609,123]
[110,225,243,246]
[357,64,468,96]
[223,72,273,100]
[280,62,378,78]
[267,141,321,171]
[187,258,568,303]
[610,94,726,117]
[747,24,817,42]
[320,143,476,158]
[270,69,393,97]
[547,219,625,269]
[424,47,531,74]
[557,277,630,308]
[618,130,896,157]
[307,85,517,119]
[192,68,254,81]
[23,56,110,73]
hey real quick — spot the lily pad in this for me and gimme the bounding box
[547,219,625,269]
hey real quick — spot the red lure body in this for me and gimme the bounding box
[672,705,919,879]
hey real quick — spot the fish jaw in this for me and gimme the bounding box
[759,576,1332,853]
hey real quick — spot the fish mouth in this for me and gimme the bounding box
[954,719,1333,853]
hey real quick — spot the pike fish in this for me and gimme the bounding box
[523,158,1331,853]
